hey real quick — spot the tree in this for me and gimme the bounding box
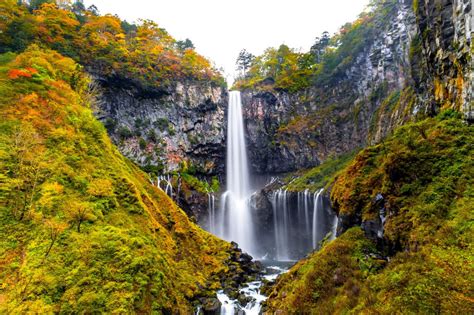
[236,49,255,76]
[310,31,331,63]
[121,20,137,34]
[176,38,194,51]
[32,3,80,56]
[2,123,48,221]
[28,0,54,11]
[43,218,67,258]
[66,199,94,232]
[0,0,35,52]
[71,0,86,23]
[86,4,99,16]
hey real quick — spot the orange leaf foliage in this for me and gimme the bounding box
[8,68,36,79]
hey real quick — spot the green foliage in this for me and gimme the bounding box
[138,137,147,150]
[181,173,213,194]
[0,47,231,313]
[117,126,132,139]
[267,115,473,313]
[265,228,381,312]
[284,151,358,192]
[233,1,397,93]
[176,161,220,194]
[234,44,313,93]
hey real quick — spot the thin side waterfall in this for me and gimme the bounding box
[271,189,290,261]
[220,91,255,255]
[156,175,174,198]
[312,188,324,249]
[331,215,338,240]
[303,189,311,236]
[207,193,215,234]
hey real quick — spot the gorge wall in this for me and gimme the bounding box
[96,79,227,175]
[95,79,228,219]
[92,0,473,180]
[92,0,472,233]
[240,0,472,174]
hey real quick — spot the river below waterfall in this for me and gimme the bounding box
[217,260,293,315]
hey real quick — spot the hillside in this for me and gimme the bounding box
[0,0,229,220]
[264,114,474,313]
[0,46,232,313]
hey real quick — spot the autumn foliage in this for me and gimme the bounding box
[8,67,38,79]
[0,0,225,89]
[0,46,230,313]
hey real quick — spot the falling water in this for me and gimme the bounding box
[303,189,311,236]
[312,189,324,249]
[331,215,338,240]
[156,175,174,198]
[220,91,255,255]
[208,193,216,233]
[271,189,290,261]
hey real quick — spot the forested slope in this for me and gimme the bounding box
[0,46,230,313]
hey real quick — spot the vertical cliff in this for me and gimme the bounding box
[94,79,228,220]
[239,0,472,175]
[413,0,473,119]
[97,79,227,176]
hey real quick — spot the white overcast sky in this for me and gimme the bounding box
[83,0,370,83]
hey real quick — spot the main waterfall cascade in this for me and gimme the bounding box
[215,91,256,255]
[205,90,339,261]
[198,90,339,313]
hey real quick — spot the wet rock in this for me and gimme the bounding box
[237,294,249,307]
[361,219,383,241]
[224,288,239,300]
[230,241,241,252]
[201,297,221,315]
[238,252,253,264]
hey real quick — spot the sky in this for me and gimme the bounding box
[83,0,371,83]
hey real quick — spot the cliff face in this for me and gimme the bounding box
[241,0,472,175]
[97,79,228,176]
[414,0,473,119]
[95,79,227,219]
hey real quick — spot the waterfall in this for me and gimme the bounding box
[219,91,255,255]
[303,189,311,236]
[156,175,174,198]
[208,193,215,233]
[201,90,340,261]
[331,215,338,240]
[269,187,339,259]
[312,189,324,249]
[271,189,290,261]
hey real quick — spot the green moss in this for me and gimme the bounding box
[138,137,147,150]
[181,173,217,194]
[267,114,474,313]
[265,228,381,313]
[413,0,419,13]
[117,126,132,139]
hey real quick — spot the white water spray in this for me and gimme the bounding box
[208,193,216,234]
[220,91,255,255]
[312,188,324,249]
